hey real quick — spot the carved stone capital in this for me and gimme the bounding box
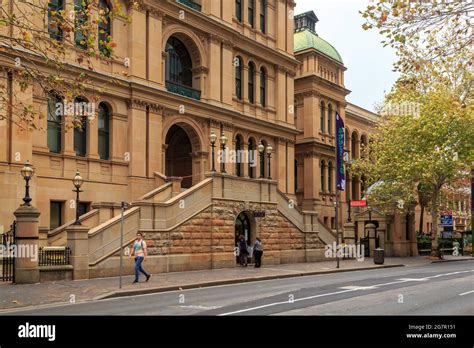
[303,151,319,158]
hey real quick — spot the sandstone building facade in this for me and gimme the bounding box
[0,1,422,280]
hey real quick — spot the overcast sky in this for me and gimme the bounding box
[294,0,399,112]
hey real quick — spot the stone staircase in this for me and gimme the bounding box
[48,173,334,278]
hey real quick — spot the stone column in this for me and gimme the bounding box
[222,41,234,106]
[13,206,40,284]
[149,10,163,85]
[38,227,49,248]
[343,222,355,245]
[365,223,376,257]
[66,224,90,280]
[208,35,222,104]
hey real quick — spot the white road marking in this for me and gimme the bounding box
[459,290,474,296]
[339,286,378,290]
[397,278,429,282]
[218,288,358,316]
[218,269,474,316]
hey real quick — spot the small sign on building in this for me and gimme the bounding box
[350,200,367,207]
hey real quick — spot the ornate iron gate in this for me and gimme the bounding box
[1,221,16,282]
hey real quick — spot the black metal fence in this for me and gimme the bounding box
[38,247,72,266]
[417,239,463,255]
[1,221,16,282]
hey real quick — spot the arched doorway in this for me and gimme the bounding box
[165,124,193,188]
[235,211,253,263]
[235,212,252,246]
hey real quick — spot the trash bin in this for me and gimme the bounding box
[374,248,384,265]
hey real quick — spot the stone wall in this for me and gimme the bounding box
[137,198,325,274]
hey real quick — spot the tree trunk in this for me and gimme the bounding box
[419,205,425,234]
[430,188,440,258]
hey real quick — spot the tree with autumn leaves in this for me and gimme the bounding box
[355,1,474,257]
[0,0,134,130]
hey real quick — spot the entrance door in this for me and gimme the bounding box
[165,124,193,188]
[235,212,251,262]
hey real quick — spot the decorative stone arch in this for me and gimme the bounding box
[163,116,206,187]
[162,25,208,67]
[234,210,258,247]
[162,25,208,94]
[351,130,360,159]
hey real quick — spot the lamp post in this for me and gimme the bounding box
[266,144,273,180]
[119,201,130,289]
[20,160,34,206]
[220,132,227,174]
[258,143,265,178]
[72,170,84,225]
[210,131,217,173]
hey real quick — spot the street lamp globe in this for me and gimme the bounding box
[73,170,83,189]
[266,145,273,155]
[210,131,217,145]
[258,143,265,153]
[220,134,228,146]
[20,160,34,179]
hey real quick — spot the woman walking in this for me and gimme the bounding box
[131,232,151,283]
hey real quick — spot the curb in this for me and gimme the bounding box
[96,264,404,300]
[431,258,474,264]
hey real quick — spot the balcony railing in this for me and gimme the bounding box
[177,0,202,11]
[166,81,201,100]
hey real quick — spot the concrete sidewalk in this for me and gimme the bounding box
[0,255,472,311]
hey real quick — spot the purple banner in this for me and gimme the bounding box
[336,111,345,191]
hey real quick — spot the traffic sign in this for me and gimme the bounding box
[350,200,367,207]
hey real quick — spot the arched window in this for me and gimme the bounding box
[328,161,333,193]
[248,138,256,178]
[320,101,325,133]
[260,67,266,107]
[48,0,64,40]
[260,0,266,33]
[98,0,112,56]
[98,103,110,160]
[351,132,358,159]
[74,97,88,157]
[165,37,193,87]
[320,160,326,192]
[248,62,255,104]
[235,56,243,100]
[74,0,89,49]
[235,0,242,21]
[47,93,62,153]
[235,135,243,177]
[248,0,255,28]
[327,104,332,135]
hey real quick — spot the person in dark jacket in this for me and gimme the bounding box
[253,237,263,268]
[238,234,248,267]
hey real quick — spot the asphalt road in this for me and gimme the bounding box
[2,261,473,316]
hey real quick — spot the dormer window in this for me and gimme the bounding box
[294,11,319,32]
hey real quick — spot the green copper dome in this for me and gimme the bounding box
[294,28,344,64]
